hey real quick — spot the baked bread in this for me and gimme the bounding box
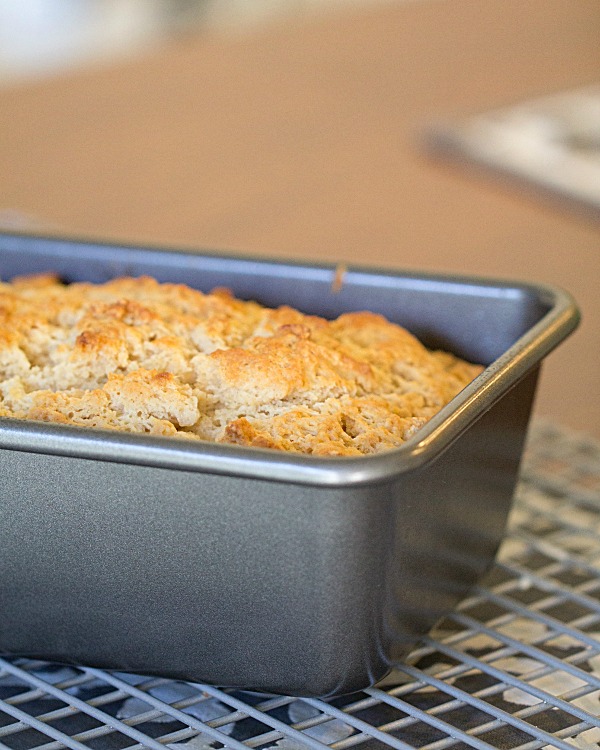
[0,273,483,455]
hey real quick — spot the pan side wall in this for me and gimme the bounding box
[0,371,538,696]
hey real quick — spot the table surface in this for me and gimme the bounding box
[0,0,598,436]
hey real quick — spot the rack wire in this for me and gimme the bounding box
[2,420,600,750]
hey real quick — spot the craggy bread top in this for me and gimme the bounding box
[0,274,483,455]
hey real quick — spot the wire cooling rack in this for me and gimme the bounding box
[2,420,600,750]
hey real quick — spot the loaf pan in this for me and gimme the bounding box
[0,231,579,697]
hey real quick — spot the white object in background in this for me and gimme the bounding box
[428,85,600,217]
[0,0,168,83]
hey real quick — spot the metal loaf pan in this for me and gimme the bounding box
[0,232,579,697]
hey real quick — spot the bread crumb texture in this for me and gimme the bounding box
[0,274,483,455]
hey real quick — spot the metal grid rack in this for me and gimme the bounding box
[2,420,600,750]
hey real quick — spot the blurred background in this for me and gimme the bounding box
[0,0,598,437]
[0,0,399,84]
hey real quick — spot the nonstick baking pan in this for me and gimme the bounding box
[0,232,579,697]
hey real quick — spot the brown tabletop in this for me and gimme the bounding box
[0,0,598,436]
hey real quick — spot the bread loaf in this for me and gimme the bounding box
[0,274,483,455]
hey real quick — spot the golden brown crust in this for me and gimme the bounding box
[0,273,483,455]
